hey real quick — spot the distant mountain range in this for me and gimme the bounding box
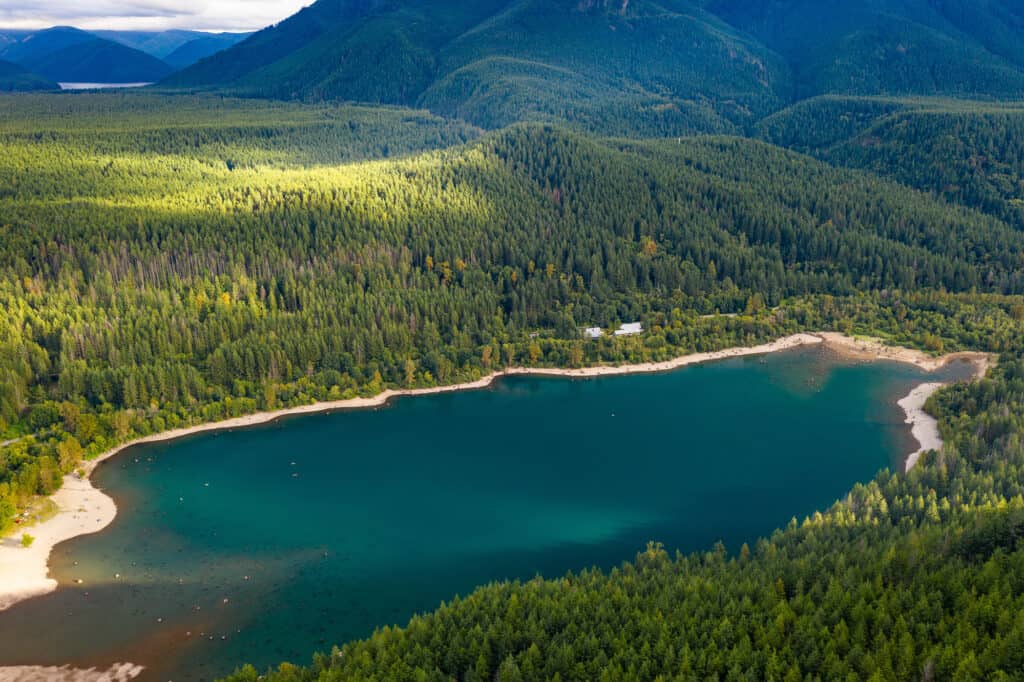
[4,0,1024,132]
[161,0,1024,134]
[92,29,251,61]
[0,26,250,87]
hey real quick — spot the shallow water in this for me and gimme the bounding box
[0,347,973,680]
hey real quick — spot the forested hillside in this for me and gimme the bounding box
[708,0,1024,99]
[160,0,1024,136]
[759,97,1024,229]
[161,0,787,135]
[163,33,253,69]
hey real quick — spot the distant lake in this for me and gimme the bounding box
[0,347,974,680]
[58,83,152,91]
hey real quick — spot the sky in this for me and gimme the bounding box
[0,0,311,32]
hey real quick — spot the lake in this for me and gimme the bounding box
[58,83,153,91]
[0,347,972,680]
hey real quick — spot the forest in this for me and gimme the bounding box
[759,97,1024,230]
[2,90,1024,679]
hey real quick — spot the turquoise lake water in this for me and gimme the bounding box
[0,347,973,680]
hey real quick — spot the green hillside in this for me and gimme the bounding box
[759,97,1024,229]
[707,0,1024,99]
[160,0,1024,133]
[421,0,786,132]
[159,0,499,92]
[162,0,787,134]
[0,59,57,92]
[3,92,1021,682]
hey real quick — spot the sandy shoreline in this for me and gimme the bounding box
[0,476,116,612]
[815,332,992,374]
[0,664,143,682]
[899,383,946,472]
[0,331,992,620]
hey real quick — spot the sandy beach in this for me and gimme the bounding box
[899,383,946,472]
[816,332,992,374]
[0,331,993,618]
[0,664,143,682]
[0,475,116,612]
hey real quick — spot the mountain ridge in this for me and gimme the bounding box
[17,38,174,83]
[163,0,789,134]
[162,0,1024,133]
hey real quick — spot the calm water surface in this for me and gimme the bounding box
[58,83,153,90]
[0,348,973,680]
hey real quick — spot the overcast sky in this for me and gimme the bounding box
[0,0,311,32]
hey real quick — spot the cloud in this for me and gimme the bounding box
[0,0,311,32]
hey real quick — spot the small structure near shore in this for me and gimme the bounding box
[583,322,644,339]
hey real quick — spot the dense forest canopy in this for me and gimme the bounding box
[708,0,1024,100]
[758,96,1024,230]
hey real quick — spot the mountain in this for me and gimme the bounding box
[94,29,251,62]
[420,0,787,132]
[0,58,57,91]
[162,0,515,96]
[17,38,174,83]
[163,0,790,134]
[0,26,94,64]
[92,29,206,58]
[163,0,1024,131]
[0,27,247,82]
[0,30,30,51]
[163,33,254,69]
[707,0,1024,99]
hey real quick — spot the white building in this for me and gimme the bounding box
[614,322,644,336]
[583,327,604,339]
